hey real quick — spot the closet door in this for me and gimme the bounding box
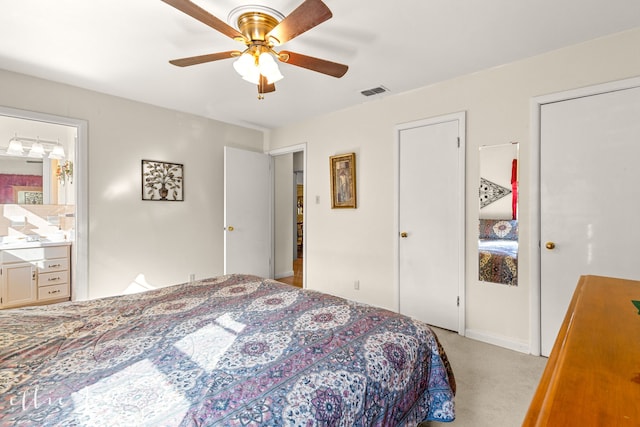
[540,86,640,356]
[397,113,465,332]
[223,146,272,278]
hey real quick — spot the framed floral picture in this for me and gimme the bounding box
[142,160,184,201]
[330,153,356,209]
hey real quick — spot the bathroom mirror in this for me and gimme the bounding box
[478,142,519,286]
[0,156,48,204]
[0,116,75,205]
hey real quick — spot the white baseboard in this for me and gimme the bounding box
[274,270,294,279]
[464,329,530,354]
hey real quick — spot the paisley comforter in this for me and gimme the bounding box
[0,274,455,426]
[479,239,518,286]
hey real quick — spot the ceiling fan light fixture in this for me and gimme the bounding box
[258,52,283,84]
[234,50,283,85]
[233,53,256,77]
[242,70,260,85]
[163,0,348,98]
[265,70,284,85]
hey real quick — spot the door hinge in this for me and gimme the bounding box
[457,296,460,307]
[457,137,460,148]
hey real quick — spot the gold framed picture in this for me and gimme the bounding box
[330,153,356,209]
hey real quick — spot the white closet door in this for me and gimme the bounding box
[398,114,464,331]
[224,146,272,278]
[540,86,640,356]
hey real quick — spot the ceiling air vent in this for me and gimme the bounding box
[360,85,389,97]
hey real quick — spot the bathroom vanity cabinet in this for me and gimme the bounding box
[0,243,70,309]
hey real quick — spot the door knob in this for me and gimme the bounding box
[545,241,555,250]
[400,232,408,238]
[227,226,234,232]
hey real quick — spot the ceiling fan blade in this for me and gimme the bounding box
[259,75,276,93]
[169,51,241,67]
[279,51,348,78]
[266,0,332,45]
[161,0,246,41]
[257,75,276,99]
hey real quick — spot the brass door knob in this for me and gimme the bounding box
[400,232,408,238]
[545,241,555,250]
[227,226,234,232]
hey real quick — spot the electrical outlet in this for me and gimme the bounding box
[354,280,359,290]
[316,195,320,204]
[189,273,195,282]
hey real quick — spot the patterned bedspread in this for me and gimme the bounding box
[479,239,518,286]
[0,274,455,426]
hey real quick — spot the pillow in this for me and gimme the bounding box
[479,219,518,240]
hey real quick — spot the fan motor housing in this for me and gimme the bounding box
[237,12,279,42]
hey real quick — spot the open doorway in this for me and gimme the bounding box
[270,145,305,288]
[0,106,88,300]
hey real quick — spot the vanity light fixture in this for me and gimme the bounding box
[3,135,65,159]
[28,140,46,158]
[48,144,65,160]
[6,138,24,156]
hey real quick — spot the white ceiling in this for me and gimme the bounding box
[2,0,639,130]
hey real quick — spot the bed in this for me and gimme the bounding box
[0,274,455,426]
[478,219,518,286]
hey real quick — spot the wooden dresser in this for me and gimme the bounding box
[523,275,640,426]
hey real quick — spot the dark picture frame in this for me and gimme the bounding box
[142,160,184,201]
[330,153,356,209]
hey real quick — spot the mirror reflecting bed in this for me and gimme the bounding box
[0,157,44,204]
[479,142,519,286]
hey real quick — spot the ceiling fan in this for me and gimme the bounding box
[161,0,349,99]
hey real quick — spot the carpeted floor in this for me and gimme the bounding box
[421,327,548,427]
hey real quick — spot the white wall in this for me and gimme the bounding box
[266,28,640,350]
[0,69,263,299]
